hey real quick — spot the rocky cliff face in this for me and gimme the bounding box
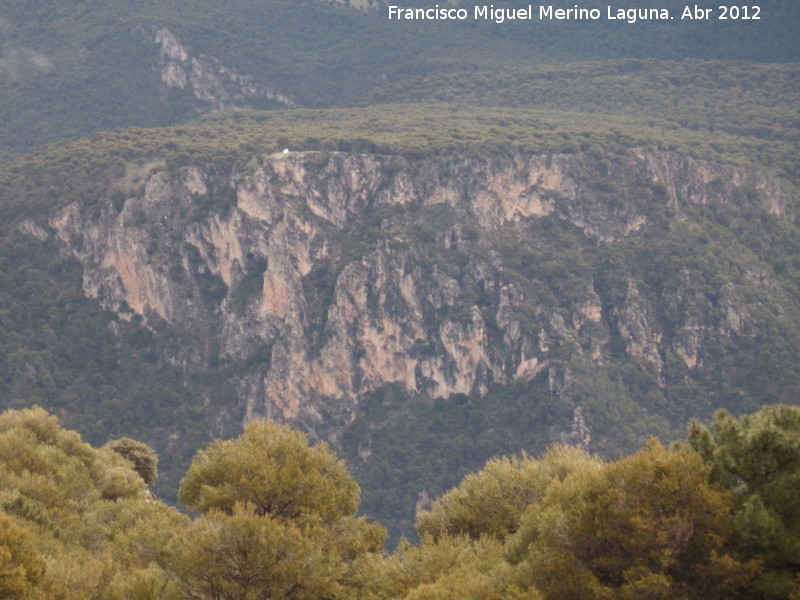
[46,149,794,441]
[152,28,295,112]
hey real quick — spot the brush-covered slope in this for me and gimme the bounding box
[1,0,798,160]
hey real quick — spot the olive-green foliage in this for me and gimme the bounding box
[179,420,361,524]
[0,408,388,600]
[174,420,386,600]
[354,416,788,600]
[79,496,190,570]
[351,534,529,600]
[0,511,44,600]
[688,405,800,599]
[104,438,159,485]
[416,446,602,542]
[1,405,798,599]
[0,407,188,599]
[0,407,145,509]
[506,441,757,600]
[166,503,348,600]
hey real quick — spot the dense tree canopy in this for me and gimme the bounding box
[174,420,385,600]
[179,420,361,523]
[166,503,349,600]
[104,437,159,486]
[0,405,796,599]
[0,511,44,600]
[0,407,188,599]
[688,405,800,599]
[416,445,602,542]
[507,441,757,600]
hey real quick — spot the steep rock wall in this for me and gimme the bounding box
[47,150,793,434]
[153,28,295,111]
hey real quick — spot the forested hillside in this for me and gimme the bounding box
[0,0,798,555]
[1,0,798,159]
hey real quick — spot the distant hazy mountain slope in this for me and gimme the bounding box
[2,0,798,159]
[372,60,800,145]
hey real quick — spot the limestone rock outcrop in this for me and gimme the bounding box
[45,149,793,436]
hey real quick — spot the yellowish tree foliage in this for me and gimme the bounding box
[416,445,602,541]
[0,407,145,521]
[179,420,359,524]
[172,420,385,600]
[167,503,348,600]
[0,408,185,600]
[507,440,759,600]
[350,534,533,600]
[79,497,189,569]
[0,406,790,600]
[0,511,44,599]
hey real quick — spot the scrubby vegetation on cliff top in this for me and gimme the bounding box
[2,101,798,226]
[1,404,799,599]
